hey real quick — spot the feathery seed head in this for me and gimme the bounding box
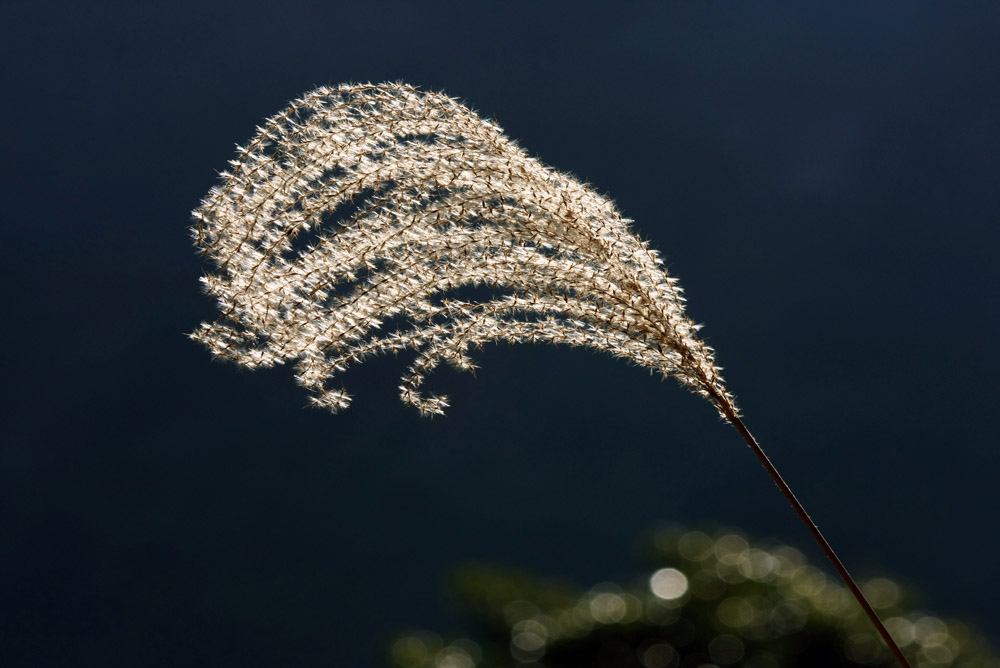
[191,82,736,419]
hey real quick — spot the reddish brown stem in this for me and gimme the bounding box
[722,409,911,668]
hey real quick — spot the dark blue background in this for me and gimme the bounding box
[3,1,998,665]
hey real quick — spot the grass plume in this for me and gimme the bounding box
[191,82,910,667]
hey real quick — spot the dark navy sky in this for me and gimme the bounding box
[3,1,999,666]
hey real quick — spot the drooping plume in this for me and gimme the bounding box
[191,82,735,418]
[190,82,914,668]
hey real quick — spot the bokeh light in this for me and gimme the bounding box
[388,527,1000,668]
[649,568,688,601]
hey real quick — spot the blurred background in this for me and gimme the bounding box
[2,1,998,666]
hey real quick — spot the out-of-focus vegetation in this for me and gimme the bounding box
[388,527,998,668]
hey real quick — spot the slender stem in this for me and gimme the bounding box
[721,409,911,668]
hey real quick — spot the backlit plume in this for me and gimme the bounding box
[191,83,736,418]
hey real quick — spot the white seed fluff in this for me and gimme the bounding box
[191,83,735,418]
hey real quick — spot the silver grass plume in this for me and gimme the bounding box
[190,82,910,667]
[191,82,736,419]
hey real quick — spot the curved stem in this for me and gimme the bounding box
[722,409,911,668]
